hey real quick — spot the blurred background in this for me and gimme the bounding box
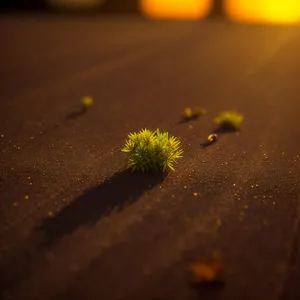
[1,2,300,299]
[1,0,300,25]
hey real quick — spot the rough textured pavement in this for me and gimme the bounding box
[0,15,300,300]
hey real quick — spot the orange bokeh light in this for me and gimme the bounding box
[139,0,212,20]
[225,0,300,24]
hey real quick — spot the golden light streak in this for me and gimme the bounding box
[139,0,212,20]
[225,0,300,24]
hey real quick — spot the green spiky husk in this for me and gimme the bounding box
[122,128,183,172]
[214,110,244,130]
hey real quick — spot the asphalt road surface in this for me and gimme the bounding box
[0,14,300,300]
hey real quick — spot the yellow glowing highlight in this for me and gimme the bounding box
[139,0,211,20]
[225,0,300,24]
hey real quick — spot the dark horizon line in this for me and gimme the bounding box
[0,0,225,17]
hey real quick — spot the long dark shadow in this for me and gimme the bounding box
[212,127,238,134]
[0,169,165,293]
[39,169,165,245]
[178,115,201,124]
[191,281,225,300]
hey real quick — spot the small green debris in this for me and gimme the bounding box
[183,107,206,120]
[122,128,183,172]
[214,110,244,130]
[184,107,193,118]
[81,96,93,110]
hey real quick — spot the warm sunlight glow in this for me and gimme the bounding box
[139,0,211,20]
[225,0,300,24]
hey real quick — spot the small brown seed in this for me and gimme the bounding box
[208,134,218,143]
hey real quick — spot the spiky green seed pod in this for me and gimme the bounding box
[122,128,183,172]
[214,110,244,130]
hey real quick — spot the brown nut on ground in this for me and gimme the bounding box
[208,134,218,143]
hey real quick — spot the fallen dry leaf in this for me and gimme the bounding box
[190,257,223,283]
